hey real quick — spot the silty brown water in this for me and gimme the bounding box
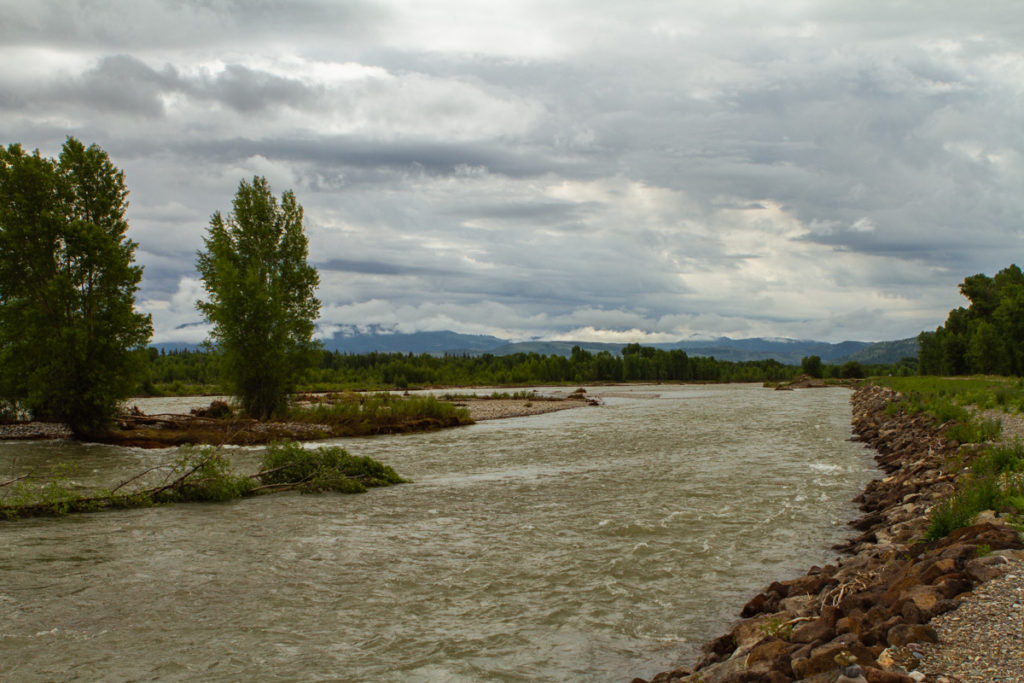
[0,384,876,681]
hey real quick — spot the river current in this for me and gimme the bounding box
[0,384,876,682]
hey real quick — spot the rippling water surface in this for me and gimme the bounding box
[0,385,875,682]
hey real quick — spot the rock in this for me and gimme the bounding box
[965,554,1012,583]
[943,522,1024,551]
[744,637,797,667]
[790,618,835,645]
[728,615,776,655]
[877,645,922,672]
[863,667,915,683]
[933,572,972,599]
[897,584,944,618]
[679,656,745,683]
[741,592,778,617]
[898,600,923,625]
[791,640,876,680]
[835,615,862,637]
[886,624,938,646]
[779,593,816,615]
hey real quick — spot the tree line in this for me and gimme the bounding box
[143,345,911,394]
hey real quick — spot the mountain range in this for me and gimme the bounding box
[155,326,919,365]
[316,329,919,365]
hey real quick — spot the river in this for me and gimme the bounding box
[0,384,876,682]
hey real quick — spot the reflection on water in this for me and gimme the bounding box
[0,385,875,682]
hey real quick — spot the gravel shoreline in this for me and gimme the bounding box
[453,397,589,421]
[0,422,72,440]
[917,558,1024,682]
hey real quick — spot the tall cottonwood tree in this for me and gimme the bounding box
[919,264,1024,376]
[0,138,152,433]
[197,176,320,419]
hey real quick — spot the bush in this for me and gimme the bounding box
[166,448,256,502]
[972,442,1024,476]
[945,416,1002,444]
[258,441,407,493]
[924,476,1003,540]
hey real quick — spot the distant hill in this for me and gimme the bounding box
[487,338,871,364]
[322,329,505,354]
[836,337,919,365]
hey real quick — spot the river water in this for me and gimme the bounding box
[0,384,875,682]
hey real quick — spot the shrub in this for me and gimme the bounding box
[165,447,256,503]
[258,441,407,493]
[972,442,1024,477]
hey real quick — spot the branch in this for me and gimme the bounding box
[0,473,31,489]
[109,464,175,494]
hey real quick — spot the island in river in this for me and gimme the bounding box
[0,389,599,448]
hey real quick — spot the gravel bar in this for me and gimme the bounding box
[918,560,1024,682]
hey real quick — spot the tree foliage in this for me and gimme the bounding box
[0,138,152,433]
[197,177,320,419]
[919,265,1024,376]
[801,355,823,378]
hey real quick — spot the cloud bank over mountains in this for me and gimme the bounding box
[2,1,1021,344]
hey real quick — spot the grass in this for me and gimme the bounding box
[923,441,1024,541]
[287,393,472,434]
[875,376,1024,414]
[439,389,546,400]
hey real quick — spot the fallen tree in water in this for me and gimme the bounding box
[0,441,408,520]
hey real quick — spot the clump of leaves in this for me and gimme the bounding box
[257,441,407,494]
[760,616,793,640]
[1,462,81,518]
[162,447,256,502]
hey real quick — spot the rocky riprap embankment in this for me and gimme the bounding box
[634,384,1024,683]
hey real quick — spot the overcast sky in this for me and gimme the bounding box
[2,1,1022,344]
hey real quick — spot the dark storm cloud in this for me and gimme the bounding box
[0,0,387,50]
[317,258,449,277]
[441,201,596,223]
[9,55,321,118]
[62,56,178,117]
[204,65,318,113]
[176,136,584,180]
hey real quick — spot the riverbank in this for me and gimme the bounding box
[635,384,1024,683]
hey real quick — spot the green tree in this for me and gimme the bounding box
[197,176,320,419]
[0,138,152,433]
[921,265,1024,377]
[839,360,864,379]
[800,355,823,378]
